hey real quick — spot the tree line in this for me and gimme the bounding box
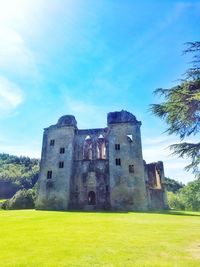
[166,177,200,211]
[0,153,39,199]
[0,152,199,210]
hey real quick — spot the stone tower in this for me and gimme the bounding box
[108,111,148,210]
[35,115,77,210]
[36,110,167,211]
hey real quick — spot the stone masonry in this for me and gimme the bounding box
[36,110,168,211]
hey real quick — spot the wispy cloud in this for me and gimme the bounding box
[142,136,196,183]
[0,76,24,116]
[0,1,41,78]
[0,27,37,77]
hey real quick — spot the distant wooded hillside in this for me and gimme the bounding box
[0,153,40,199]
[164,177,184,193]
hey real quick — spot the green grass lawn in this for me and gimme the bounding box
[0,210,200,267]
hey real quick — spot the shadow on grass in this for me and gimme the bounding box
[143,210,200,217]
[35,208,200,217]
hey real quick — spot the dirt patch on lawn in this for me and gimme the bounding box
[187,243,200,260]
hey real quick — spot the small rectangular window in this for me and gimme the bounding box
[50,139,55,146]
[129,164,135,173]
[47,170,52,179]
[115,158,121,166]
[60,147,65,154]
[115,144,120,150]
[59,161,64,168]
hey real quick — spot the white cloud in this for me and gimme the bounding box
[0,26,38,77]
[0,0,43,26]
[142,136,196,183]
[0,0,40,77]
[0,76,24,116]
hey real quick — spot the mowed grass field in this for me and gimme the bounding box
[0,210,200,267]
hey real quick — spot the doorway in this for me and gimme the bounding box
[88,191,96,205]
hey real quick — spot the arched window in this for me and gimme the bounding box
[88,191,96,205]
[83,136,93,160]
[97,135,106,159]
[155,166,162,189]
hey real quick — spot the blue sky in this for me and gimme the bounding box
[0,0,199,183]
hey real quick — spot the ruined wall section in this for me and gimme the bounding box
[70,128,110,210]
[36,116,76,210]
[108,111,148,211]
[145,161,168,209]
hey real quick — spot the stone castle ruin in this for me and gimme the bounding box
[36,110,167,211]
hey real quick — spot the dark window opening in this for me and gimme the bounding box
[50,139,55,146]
[129,164,135,173]
[88,191,96,205]
[59,161,64,168]
[115,144,120,150]
[47,171,52,179]
[60,147,65,154]
[106,185,109,192]
[116,158,121,166]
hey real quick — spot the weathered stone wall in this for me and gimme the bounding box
[36,110,167,211]
[70,128,110,210]
[145,161,168,209]
[73,128,109,160]
[108,111,148,211]
[70,160,109,210]
[35,118,76,210]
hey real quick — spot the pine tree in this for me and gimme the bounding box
[151,42,200,177]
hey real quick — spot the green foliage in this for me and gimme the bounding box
[0,153,40,198]
[152,81,200,138]
[167,178,200,211]
[167,191,185,210]
[151,42,200,176]
[170,142,200,175]
[1,189,35,210]
[165,177,184,193]
[179,178,200,211]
